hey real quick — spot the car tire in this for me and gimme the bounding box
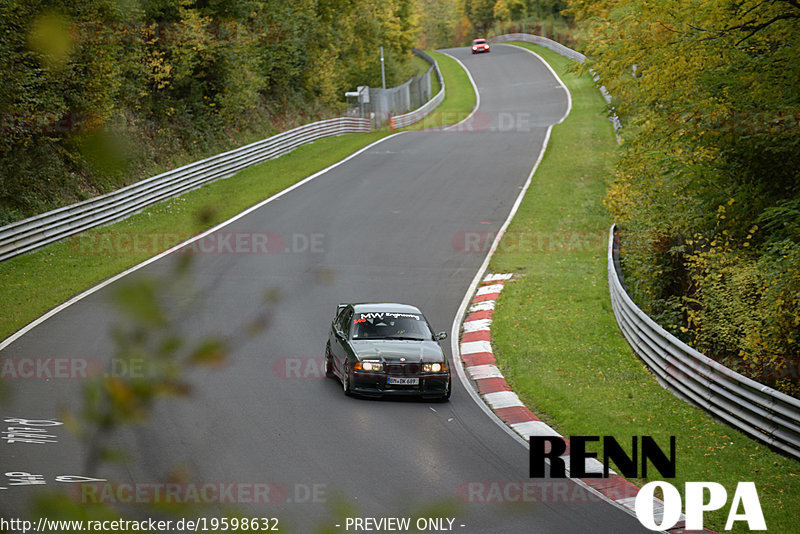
[325,344,335,378]
[342,362,352,396]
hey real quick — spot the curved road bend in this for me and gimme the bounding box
[1,45,648,533]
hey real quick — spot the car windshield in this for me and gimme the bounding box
[473,39,486,44]
[351,311,433,341]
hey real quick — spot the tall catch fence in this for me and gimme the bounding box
[348,49,442,127]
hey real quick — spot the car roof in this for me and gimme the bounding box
[473,38,486,42]
[351,302,423,314]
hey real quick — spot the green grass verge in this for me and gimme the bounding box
[488,42,798,532]
[403,51,475,131]
[0,50,477,343]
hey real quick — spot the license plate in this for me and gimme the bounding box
[387,376,419,386]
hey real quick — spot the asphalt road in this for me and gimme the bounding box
[1,45,649,533]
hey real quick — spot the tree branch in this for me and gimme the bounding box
[732,12,800,45]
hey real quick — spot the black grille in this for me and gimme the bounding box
[385,363,420,376]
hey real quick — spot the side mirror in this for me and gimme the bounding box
[435,332,448,341]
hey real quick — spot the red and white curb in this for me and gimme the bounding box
[459,272,711,533]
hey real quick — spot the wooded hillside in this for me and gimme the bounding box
[0,0,418,224]
[569,0,800,395]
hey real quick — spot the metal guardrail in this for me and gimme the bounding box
[489,33,586,63]
[390,50,445,130]
[0,117,370,262]
[608,224,800,460]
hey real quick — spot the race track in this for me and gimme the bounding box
[1,45,649,533]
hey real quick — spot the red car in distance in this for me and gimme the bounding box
[472,38,490,54]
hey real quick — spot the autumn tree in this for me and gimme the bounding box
[571,0,800,394]
[416,0,460,48]
[0,0,421,224]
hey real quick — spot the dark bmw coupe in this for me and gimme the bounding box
[325,303,451,400]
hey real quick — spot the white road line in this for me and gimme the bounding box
[494,44,572,124]
[447,45,658,528]
[0,133,408,351]
[449,94,559,450]
[2,51,480,349]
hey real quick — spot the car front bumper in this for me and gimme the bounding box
[350,371,450,398]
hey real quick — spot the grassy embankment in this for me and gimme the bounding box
[488,42,797,533]
[0,51,475,342]
[404,50,473,131]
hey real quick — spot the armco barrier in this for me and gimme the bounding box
[608,224,800,460]
[0,117,369,262]
[390,50,445,130]
[489,33,586,63]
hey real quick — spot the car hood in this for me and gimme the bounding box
[350,340,444,363]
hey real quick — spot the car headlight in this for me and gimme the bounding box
[472,47,477,50]
[423,362,446,373]
[356,360,383,372]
